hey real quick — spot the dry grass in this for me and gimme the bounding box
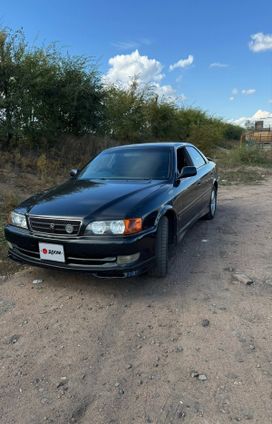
[215,145,272,185]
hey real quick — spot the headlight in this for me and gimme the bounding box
[85,219,142,235]
[8,211,28,229]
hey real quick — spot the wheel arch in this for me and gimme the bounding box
[155,206,177,245]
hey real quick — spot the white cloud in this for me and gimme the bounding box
[231,109,272,127]
[209,62,229,68]
[268,99,272,104]
[103,50,164,86]
[241,88,256,95]
[152,83,186,102]
[103,50,179,101]
[152,83,175,97]
[229,88,256,100]
[229,88,238,101]
[169,54,194,71]
[249,32,272,52]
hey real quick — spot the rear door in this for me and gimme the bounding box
[173,147,200,236]
[185,146,212,213]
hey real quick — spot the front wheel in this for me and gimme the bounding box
[203,186,217,220]
[149,216,169,278]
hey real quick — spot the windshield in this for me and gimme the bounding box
[78,148,171,180]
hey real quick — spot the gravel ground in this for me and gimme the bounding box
[0,180,272,424]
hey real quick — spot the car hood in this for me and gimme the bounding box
[20,179,166,219]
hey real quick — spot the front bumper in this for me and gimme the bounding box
[5,225,157,277]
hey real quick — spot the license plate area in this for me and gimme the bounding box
[39,242,65,263]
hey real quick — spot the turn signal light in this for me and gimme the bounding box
[124,218,142,235]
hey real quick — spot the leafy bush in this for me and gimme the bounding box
[0,28,104,149]
[222,146,272,167]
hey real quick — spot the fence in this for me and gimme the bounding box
[241,129,272,148]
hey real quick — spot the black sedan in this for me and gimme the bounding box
[5,142,218,278]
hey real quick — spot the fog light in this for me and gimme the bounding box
[117,252,140,265]
[7,242,13,249]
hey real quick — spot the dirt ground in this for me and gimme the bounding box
[0,179,272,424]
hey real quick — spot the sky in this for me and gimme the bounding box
[1,0,272,126]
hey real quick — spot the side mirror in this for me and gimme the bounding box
[70,168,80,178]
[179,166,197,179]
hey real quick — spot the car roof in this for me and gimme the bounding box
[105,142,191,151]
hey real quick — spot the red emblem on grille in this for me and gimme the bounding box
[42,248,48,254]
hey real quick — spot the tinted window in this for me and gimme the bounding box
[176,147,190,173]
[186,147,206,168]
[79,148,171,180]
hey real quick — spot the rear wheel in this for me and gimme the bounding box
[203,186,217,220]
[149,216,169,278]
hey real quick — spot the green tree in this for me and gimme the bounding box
[146,96,179,140]
[0,28,104,149]
[0,29,26,146]
[103,81,148,140]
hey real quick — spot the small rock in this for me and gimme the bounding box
[191,371,207,381]
[33,279,44,285]
[232,273,253,285]
[201,319,210,327]
[57,381,66,388]
[127,364,132,369]
[177,409,186,419]
[176,346,184,353]
[9,335,20,344]
[244,413,254,420]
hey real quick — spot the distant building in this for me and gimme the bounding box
[255,120,264,131]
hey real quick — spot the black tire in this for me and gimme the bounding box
[149,216,169,278]
[203,186,217,220]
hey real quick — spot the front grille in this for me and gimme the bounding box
[29,216,81,236]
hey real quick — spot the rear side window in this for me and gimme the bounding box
[186,147,206,168]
